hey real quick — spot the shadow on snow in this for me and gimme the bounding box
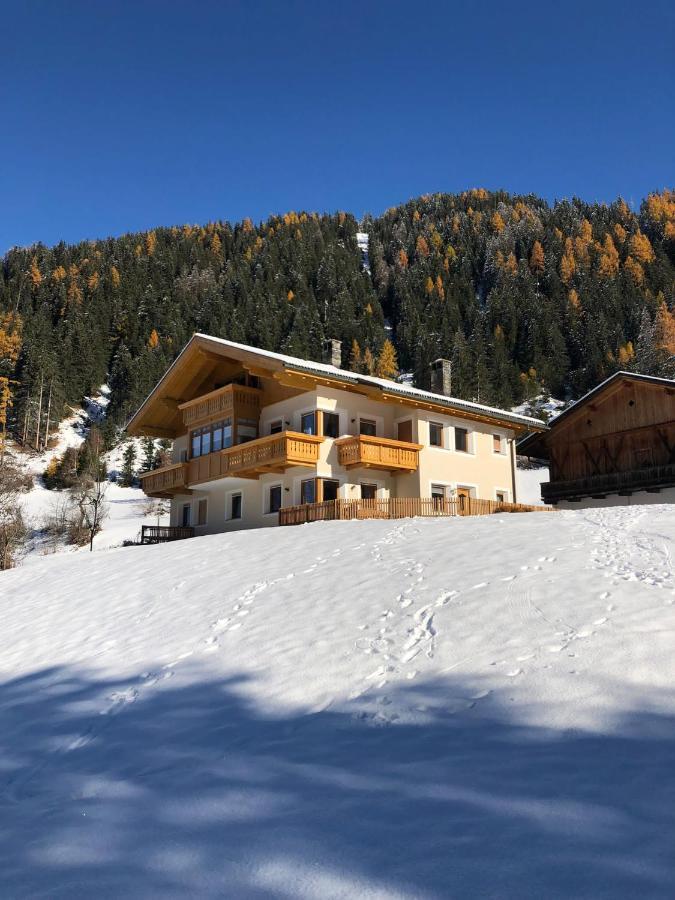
[1,664,674,899]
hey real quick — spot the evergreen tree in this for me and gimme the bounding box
[120,442,137,487]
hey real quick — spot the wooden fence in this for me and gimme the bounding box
[278,497,552,526]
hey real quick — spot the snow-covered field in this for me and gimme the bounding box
[2,505,674,898]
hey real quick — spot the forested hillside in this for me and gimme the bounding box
[1,189,674,446]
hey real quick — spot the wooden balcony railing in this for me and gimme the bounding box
[335,434,423,473]
[139,462,189,497]
[279,497,552,525]
[186,430,324,483]
[140,525,194,544]
[179,383,261,427]
[542,463,675,503]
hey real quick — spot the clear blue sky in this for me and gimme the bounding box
[1,0,673,252]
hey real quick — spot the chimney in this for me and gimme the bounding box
[322,338,342,368]
[430,358,452,396]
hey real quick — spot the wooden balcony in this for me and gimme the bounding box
[179,383,261,427]
[139,462,190,497]
[335,434,422,473]
[541,463,675,503]
[186,430,324,483]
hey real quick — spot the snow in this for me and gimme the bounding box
[9,385,168,563]
[516,464,549,505]
[2,505,675,897]
[141,334,545,431]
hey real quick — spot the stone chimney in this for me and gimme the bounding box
[430,358,452,396]
[322,338,342,369]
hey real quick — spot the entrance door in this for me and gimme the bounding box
[360,483,377,500]
[321,479,339,502]
[456,487,472,515]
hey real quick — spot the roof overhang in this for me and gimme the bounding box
[127,333,549,438]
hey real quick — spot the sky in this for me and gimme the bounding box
[1,0,673,252]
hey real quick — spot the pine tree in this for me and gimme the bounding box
[634,308,658,375]
[120,442,137,487]
[141,436,156,472]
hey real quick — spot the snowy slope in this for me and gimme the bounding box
[10,387,168,562]
[1,506,675,898]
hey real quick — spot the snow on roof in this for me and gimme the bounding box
[192,333,545,429]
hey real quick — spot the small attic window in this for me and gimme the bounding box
[586,418,592,425]
[628,399,635,407]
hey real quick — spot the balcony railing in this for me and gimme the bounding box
[139,462,189,497]
[280,497,552,525]
[179,383,261,427]
[140,525,194,544]
[542,463,675,503]
[185,430,324,484]
[335,434,423,473]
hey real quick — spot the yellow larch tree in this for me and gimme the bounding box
[491,212,505,233]
[416,235,430,258]
[597,234,619,278]
[628,231,655,264]
[529,240,545,275]
[623,255,644,284]
[29,258,42,287]
[375,339,399,380]
[654,302,675,355]
[147,329,160,350]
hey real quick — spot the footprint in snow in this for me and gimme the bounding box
[593,617,608,626]
[506,668,522,678]
[471,582,488,590]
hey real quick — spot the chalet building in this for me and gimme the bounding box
[519,371,675,507]
[127,334,546,534]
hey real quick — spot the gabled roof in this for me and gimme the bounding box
[517,370,675,456]
[127,333,547,436]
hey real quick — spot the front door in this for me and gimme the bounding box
[456,487,472,515]
[360,483,377,500]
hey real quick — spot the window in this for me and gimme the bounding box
[223,421,233,448]
[301,412,316,435]
[270,420,283,435]
[300,478,316,504]
[229,493,242,520]
[181,503,191,526]
[212,423,223,453]
[360,483,377,500]
[496,491,507,504]
[268,484,282,514]
[321,479,339,501]
[237,419,257,444]
[431,484,446,509]
[359,418,377,436]
[191,431,201,458]
[493,433,504,454]
[429,422,443,447]
[454,427,469,453]
[397,420,413,442]
[322,412,340,439]
[197,498,208,526]
[201,429,211,456]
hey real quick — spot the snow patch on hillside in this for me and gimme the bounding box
[9,384,167,562]
[1,506,674,897]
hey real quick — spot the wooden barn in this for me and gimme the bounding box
[519,372,675,507]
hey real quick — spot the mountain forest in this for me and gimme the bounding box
[1,188,674,448]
